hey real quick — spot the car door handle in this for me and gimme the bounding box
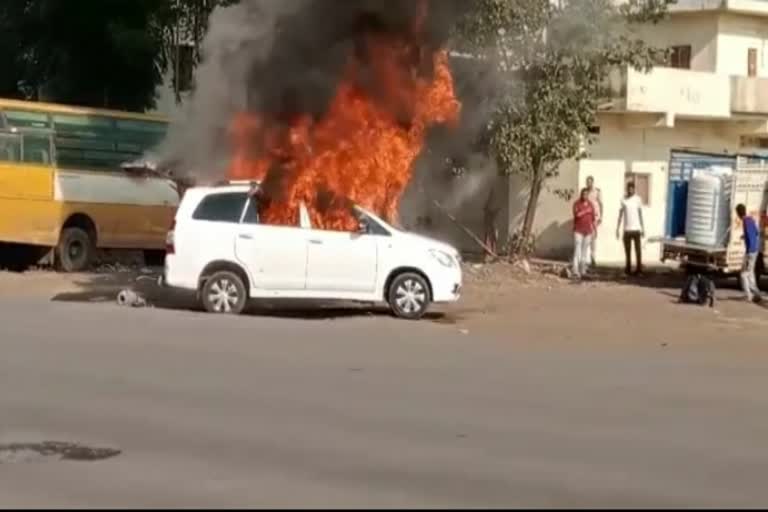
[309,239,323,244]
[238,233,254,240]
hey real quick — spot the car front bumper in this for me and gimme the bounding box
[431,266,462,303]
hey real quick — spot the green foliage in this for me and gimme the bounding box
[454,0,672,247]
[156,0,239,103]
[0,1,29,99]
[6,0,168,110]
[0,0,237,111]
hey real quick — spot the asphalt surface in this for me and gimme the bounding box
[2,298,768,508]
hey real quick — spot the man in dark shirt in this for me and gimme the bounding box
[572,188,596,279]
[736,203,762,303]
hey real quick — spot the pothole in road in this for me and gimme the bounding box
[0,441,121,464]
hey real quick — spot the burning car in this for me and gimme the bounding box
[162,183,462,319]
[157,1,465,318]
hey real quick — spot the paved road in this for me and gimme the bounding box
[2,298,768,508]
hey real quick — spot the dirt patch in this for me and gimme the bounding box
[444,260,768,347]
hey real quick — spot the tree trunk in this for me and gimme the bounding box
[517,163,544,254]
[483,187,500,255]
[173,1,182,105]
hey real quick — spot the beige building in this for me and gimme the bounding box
[514,0,768,264]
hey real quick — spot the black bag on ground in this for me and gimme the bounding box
[680,273,715,307]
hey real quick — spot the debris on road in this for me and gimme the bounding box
[117,289,148,307]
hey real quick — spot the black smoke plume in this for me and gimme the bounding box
[157,0,468,182]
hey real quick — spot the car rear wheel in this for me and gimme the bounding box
[201,271,247,315]
[388,272,431,320]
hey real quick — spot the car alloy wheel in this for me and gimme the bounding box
[396,278,426,314]
[209,278,239,312]
[202,270,247,315]
[388,272,431,320]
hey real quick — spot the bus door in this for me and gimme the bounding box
[0,126,57,245]
[0,123,55,201]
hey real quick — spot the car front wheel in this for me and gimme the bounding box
[388,272,431,320]
[201,271,247,315]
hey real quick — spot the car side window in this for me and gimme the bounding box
[241,198,259,224]
[192,192,248,223]
[367,218,391,236]
[358,211,391,236]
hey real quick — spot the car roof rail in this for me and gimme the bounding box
[226,179,260,187]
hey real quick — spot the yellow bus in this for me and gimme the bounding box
[0,98,179,271]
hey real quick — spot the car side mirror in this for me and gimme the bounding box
[358,219,370,235]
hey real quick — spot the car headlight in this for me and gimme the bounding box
[429,249,456,268]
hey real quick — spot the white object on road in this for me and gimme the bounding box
[162,184,462,320]
[117,289,147,307]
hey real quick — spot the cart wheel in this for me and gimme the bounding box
[755,254,765,291]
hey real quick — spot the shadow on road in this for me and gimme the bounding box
[568,264,759,294]
[50,270,451,323]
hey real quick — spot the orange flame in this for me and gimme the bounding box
[228,21,460,231]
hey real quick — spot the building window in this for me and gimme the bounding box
[748,48,758,77]
[626,173,651,206]
[669,45,692,69]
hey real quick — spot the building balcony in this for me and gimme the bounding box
[669,0,768,16]
[603,66,733,120]
[731,76,768,115]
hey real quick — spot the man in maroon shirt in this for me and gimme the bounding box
[572,187,596,279]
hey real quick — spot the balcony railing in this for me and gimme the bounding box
[603,66,732,118]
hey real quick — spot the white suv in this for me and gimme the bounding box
[163,184,462,319]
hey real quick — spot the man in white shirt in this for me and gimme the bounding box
[585,176,602,267]
[616,181,645,275]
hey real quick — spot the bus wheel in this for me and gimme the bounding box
[56,227,94,272]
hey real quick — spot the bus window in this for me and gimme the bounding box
[21,133,52,165]
[115,119,166,134]
[53,113,116,169]
[52,112,112,126]
[116,142,143,153]
[0,132,21,163]
[56,135,114,151]
[39,111,168,170]
[52,113,113,137]
[4,109,51,130]
[115,119,167,150]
